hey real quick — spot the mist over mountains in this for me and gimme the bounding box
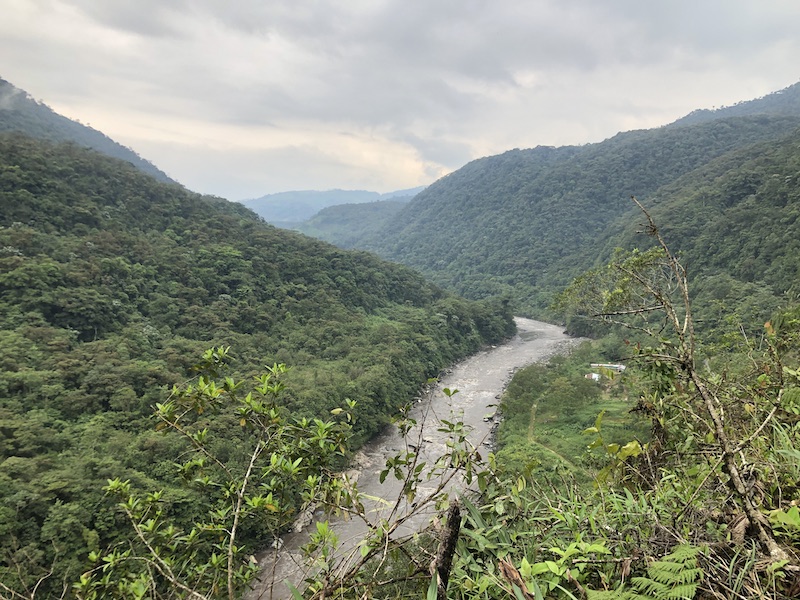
[0,77,175,184]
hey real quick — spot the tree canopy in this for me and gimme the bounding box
[0,133,514,597]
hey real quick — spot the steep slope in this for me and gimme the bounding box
[0,133,513,595]
[594,126,800,336]
[364,113,800,314]
[0,77,174,183]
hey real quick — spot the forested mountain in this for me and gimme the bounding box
[586,126,800,338]
[291,198,410,247]
[0,77,174,183]
[243,186,423,225]
[358,104,800,318]
[5,74,800,599]
[671,81,800,126]
[0,133,513,596]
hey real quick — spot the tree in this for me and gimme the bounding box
[557,197,794,562]
[73,348,355,600]
[72,350,488,600]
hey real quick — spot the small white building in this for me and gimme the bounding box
[590,363,626,373]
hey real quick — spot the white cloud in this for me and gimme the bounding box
[1,0,799,197]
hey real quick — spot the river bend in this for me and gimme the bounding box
[248,318,578,599]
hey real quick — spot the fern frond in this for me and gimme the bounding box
[664,544,703,563]
[647,562,702,582]
[632,545,704,599]
[672,567,703,585]
[630,576,669,597]
[663,583,699,599]
[647,560,686,577]
[585,589,642,600]
[586,545,704,600]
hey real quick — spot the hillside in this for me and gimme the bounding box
[671,81,800,127]
[0,77,174,183]
[0,133,513,596]
[243,186,423,225]
[360,107,800,316]
[594,126,800,337]
[292,198,410,247]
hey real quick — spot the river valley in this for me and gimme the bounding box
[248,318,579,599]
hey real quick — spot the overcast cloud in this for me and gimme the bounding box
[1,0,799,199]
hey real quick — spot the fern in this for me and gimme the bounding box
[586,591,639,600]
[586,545,705,600]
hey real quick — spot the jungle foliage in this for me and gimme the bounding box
[4,78,800,599]
[0,133,514,597]
[367,115,800,320]
[356,206,800,599]
[494,339,649,484]
[320,82,800,327]
[225,214,798,600]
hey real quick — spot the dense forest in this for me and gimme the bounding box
[292,83,800,328]
[360,112,800,318]
[0,133,514,597]
[236,83,800,599]
[307,202,800,599]
[292,199,409,248]
[2,76,800,599]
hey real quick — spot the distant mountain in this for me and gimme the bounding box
[292,198,410,247]
[0,132,512,596]
[243,186,425,224]
[351,80,800,322]
[0,77,175,183]
[378,185,427,200]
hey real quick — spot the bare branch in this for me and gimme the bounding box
[733,403,779,454]
[228,439,266,600]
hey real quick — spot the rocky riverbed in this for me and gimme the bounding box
[246,318,579,599]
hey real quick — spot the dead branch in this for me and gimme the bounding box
[430,499,461,600]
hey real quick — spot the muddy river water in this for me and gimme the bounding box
[247,318,579,599]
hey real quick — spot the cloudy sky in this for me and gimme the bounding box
[2,1,799,200]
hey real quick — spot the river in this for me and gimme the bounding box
[247,318,579,599]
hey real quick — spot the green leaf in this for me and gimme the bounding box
[594,410,606,430]
[427,574,438,600]
[512,584,528,600]
[286,581,304,600]
[618,440,642,460]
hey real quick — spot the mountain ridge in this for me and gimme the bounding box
[243,185,426,224]
[355,111,800,315]
[0,132,513,596]
[297,80,800,318]
[0,77,175,184]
